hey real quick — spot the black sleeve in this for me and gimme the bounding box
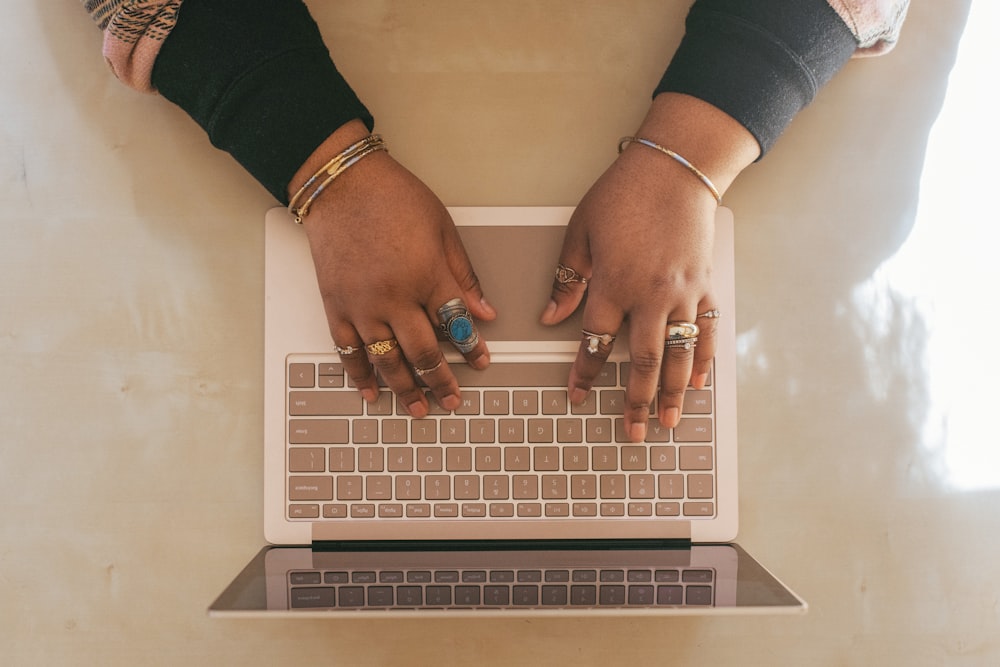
[655,0,858,157]
[151,0,374,203]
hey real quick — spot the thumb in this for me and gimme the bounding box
[540,231,591,326]
[443,225,497,322]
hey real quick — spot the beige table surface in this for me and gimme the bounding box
[3,1,998,665]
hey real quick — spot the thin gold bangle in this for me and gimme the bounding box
[618,136,722,205]
[288,134,387,223]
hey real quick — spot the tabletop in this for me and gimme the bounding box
[2,1,997,665]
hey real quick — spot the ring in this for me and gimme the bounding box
[665,321,699,352]
[413,360,443,377]
[581,329,615,355]
[334,344,362,356]
[697,308,721,320]
[555,263,589,286]
[665,337,698,350]
[437,298,479,354]
[365,338,399,356]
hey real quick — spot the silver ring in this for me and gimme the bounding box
[581,329,615,355]
[665,337,698,351]
[334,344,362,356]
[437,298,479,354]
[413,360,443,377]
[556,263,589,286]
[697,308,721,320]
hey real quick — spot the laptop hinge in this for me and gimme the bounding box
[311,538,693,552]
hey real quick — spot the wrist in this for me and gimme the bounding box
[287,120,374,202]
[631,93,759,197]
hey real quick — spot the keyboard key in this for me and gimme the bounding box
[592,446,617,471]
[504,446,531,471]
[571,585,597,605]
[288,363,315,388]
[600,475,626,499]
[498,419,525,444]
[675,418,713,443]
[288,447,326,473]
[451,362,572,387]
[513,585,540,606]
[512,475,539,500]
[387,447,413,472]
[542,585,568,605]
[425,476,451,500]
[329,447,355,472]
[679,446,714,470]
[381,419,408,444]
[534,447,560,471]
[683,502,715,516]
[541,390,567,415]
[621,446,646,470]
[483,390,509,415]
[289,476,333,501]
[416,447,443,472]
[585,418,613,443]
[544,503,569,517]
[513,390,539,415]
[395,475,421,500]
[476,447,502,471]
[541,475,568,499]
[483,475,509,500]
[527,418,554,443]
[358,447,383,472]
[629,474,655,499]
[352,419,378,444]
[687,474,714,499]
[290,586,334,608]
[288,391,362,416]
[441,418,468,444]
[600,390,625,415]
[682,389,713,414]
[658,474,683,499]
[288,504,319,518]
[289,419,349,445]
[649,446,676,470]
[563,446,588,471]
[336,475,363,500]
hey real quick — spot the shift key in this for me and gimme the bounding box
[289,391,363,416]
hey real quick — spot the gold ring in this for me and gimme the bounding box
[556,263,589,286]
[365,338,399,356]
[666,322,700,340]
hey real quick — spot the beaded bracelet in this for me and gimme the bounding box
[288,134,388,223]
[618,136,722,205]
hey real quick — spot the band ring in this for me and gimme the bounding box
[437,298,479,354]
[413,360,443,377]
[665,336,699,351]
[697,308,721,320]
[556,263,589,286]
[666,322,700,340]
[365,338,399,356]
[334,344,362,356]
[581,329,616,355]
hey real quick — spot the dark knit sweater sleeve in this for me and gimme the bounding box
[150,0,373,203]
[656,0,858,157]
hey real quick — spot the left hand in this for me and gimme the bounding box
[540,143,720,443]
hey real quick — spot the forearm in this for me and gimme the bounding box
[149,0,373,203]
[656,0,858,158]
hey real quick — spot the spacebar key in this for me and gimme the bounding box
[451,362,572,387]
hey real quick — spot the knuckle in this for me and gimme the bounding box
[629,350,663,377]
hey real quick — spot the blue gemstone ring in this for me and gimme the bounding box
[437,298,479,354]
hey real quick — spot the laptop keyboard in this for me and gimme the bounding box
[286,355,716,522]
[287,565,716,609]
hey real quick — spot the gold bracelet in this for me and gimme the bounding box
[288,134,388,223]
[618,136,722,205]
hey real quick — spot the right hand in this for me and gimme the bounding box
[293,125,494,418]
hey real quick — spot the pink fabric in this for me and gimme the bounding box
[91,0,182,92]
[827,0,910,56]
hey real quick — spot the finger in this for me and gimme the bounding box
[431,296,490,371]
[328,321,379,403]
[540,219,591,326]
[391,318,461,414]
[442,224,497,322]
[361,330,431,418]
[658,318,699,430]
[620,308,670,444]
[567,293,625,404]
[691,304,720,389]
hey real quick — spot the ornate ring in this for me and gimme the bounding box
[365,338,399,356]
[334,344,362,356]
[697,308,721,320]
[437,298,479,354]
[413,360,444,377]
[555,263,589,286]
[581,329,616,355]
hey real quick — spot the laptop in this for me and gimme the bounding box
[208,206,805,616]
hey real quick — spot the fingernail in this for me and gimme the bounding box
[361,387,378,403]
[629,421,647,443]
[570,387,589,404]
[407,401,427,418]
[470,350,490,370]
[441,393,461,411]
[540,300,558,325]
[480,297,496,318]
[662,407,680,429]
[693,373,708,390]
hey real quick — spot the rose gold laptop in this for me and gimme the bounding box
[208,206,805,616]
